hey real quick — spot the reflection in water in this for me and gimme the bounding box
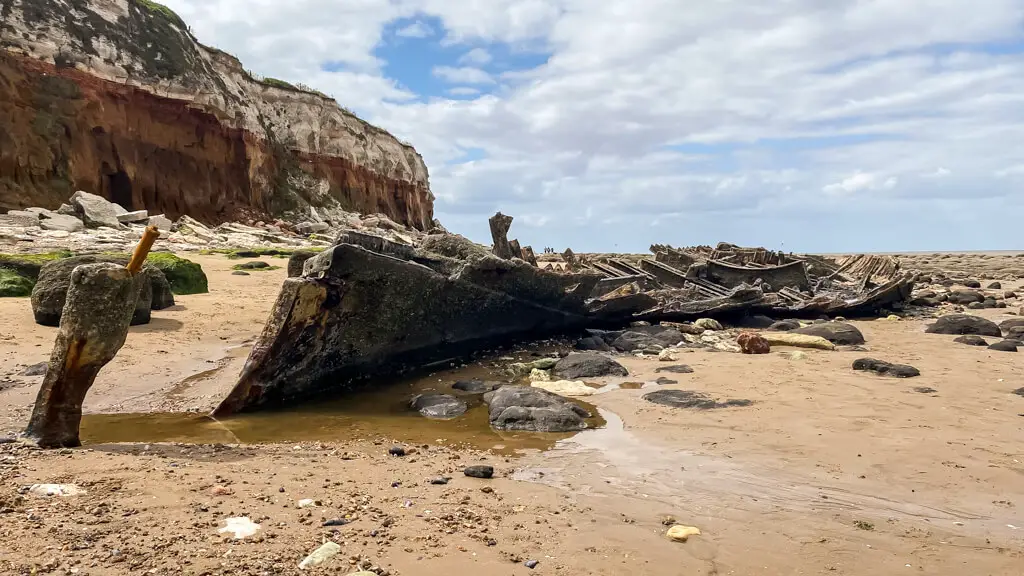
[80,358,605,455]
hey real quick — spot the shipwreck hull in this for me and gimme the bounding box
[704,259,811,292]
[214,244,589,414]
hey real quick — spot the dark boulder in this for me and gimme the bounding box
[791,322,865,345]
[988,281,1002,289]
[953,335,988,346]
[31,256,158,326]
[735,315,775,329]
[769,320,801,331]
[967,302,986,310]
[643,389,752,410]
[852,358,920,378]
[452,380,501,394]
[464,465,494,479]
[411,394,468,419]
[149,270,175,310]
[610,326,685,352]
[1005,326,1024,341]
[575,336,611,351]
[287,250,320,277]
[998,318,1024,333]
[483,386,591,432]
[236,261,270,270]
[925,314,1001,337]
[911,297,941,307]
[962,280,981,289]
[988,340,1018,352]
[552,353,628,379]
[947,290,984,305]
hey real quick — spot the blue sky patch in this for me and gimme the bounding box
[370,16,552,100]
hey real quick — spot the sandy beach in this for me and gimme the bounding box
[1,252,1022,575]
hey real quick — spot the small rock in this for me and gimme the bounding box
[963,279,982,289]
[791,322,865,345]
[322,518,348,526]
[552,353,628,379]
[953,334,988,346]
[116,210,149,223]
[39,213,84,233]
[737,332,770,354]
[20,362,48,377]
[666,525,701,542]
[913,387,938,394]
[655,377,677,385]
[852,358,920,378]
[524,560,539,569]
[988,340,1018,352]
[694,318,723,331]
[655,364,694,374]
[297,498,317,508]
[465,465,495,479]
[411,394,468,419]
[231,271,250,276]
[218,516,261,539]
[148,214,173,230]
[430,477,450,485]
[644,390,752,410]
[298,541,341,569]
[388,446,406,457]
[532,379,596,397]
[210,486,233,496]
[769,320,800,331]
[452,380,500,394]
[237,261,271,270]
[925,314,1001,337]
[988,281,1002,289]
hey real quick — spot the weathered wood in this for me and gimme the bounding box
[488,212,515,259]
[23,263,144,447]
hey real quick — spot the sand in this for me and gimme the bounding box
[1,253,1023,575]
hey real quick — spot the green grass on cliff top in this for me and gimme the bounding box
[135,0,188,29]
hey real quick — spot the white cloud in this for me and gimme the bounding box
[823,172,898,195]
[448,87,482,96]
[160,0,1024,251]
[432,66,495,84]
[458,48,493,66]
[395,20,433,38]
[922,167,952,178]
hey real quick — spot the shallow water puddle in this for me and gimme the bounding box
[80,356,604,455]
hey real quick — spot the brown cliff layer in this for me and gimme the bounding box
[0,0,433,229]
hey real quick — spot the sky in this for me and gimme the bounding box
[162,0,1024,253]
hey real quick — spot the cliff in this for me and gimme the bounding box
[0,0,434,229]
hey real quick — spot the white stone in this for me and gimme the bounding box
[70,190,122,229]
[116,209,148,223]
[40,213,84,232]
[148,214,173,230]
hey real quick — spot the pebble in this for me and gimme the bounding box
[430,477,451,485]
[525,560,539,569]
[322,518,349,527]
[388,446,406,457]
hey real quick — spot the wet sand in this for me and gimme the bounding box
[1,254,1023,575]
